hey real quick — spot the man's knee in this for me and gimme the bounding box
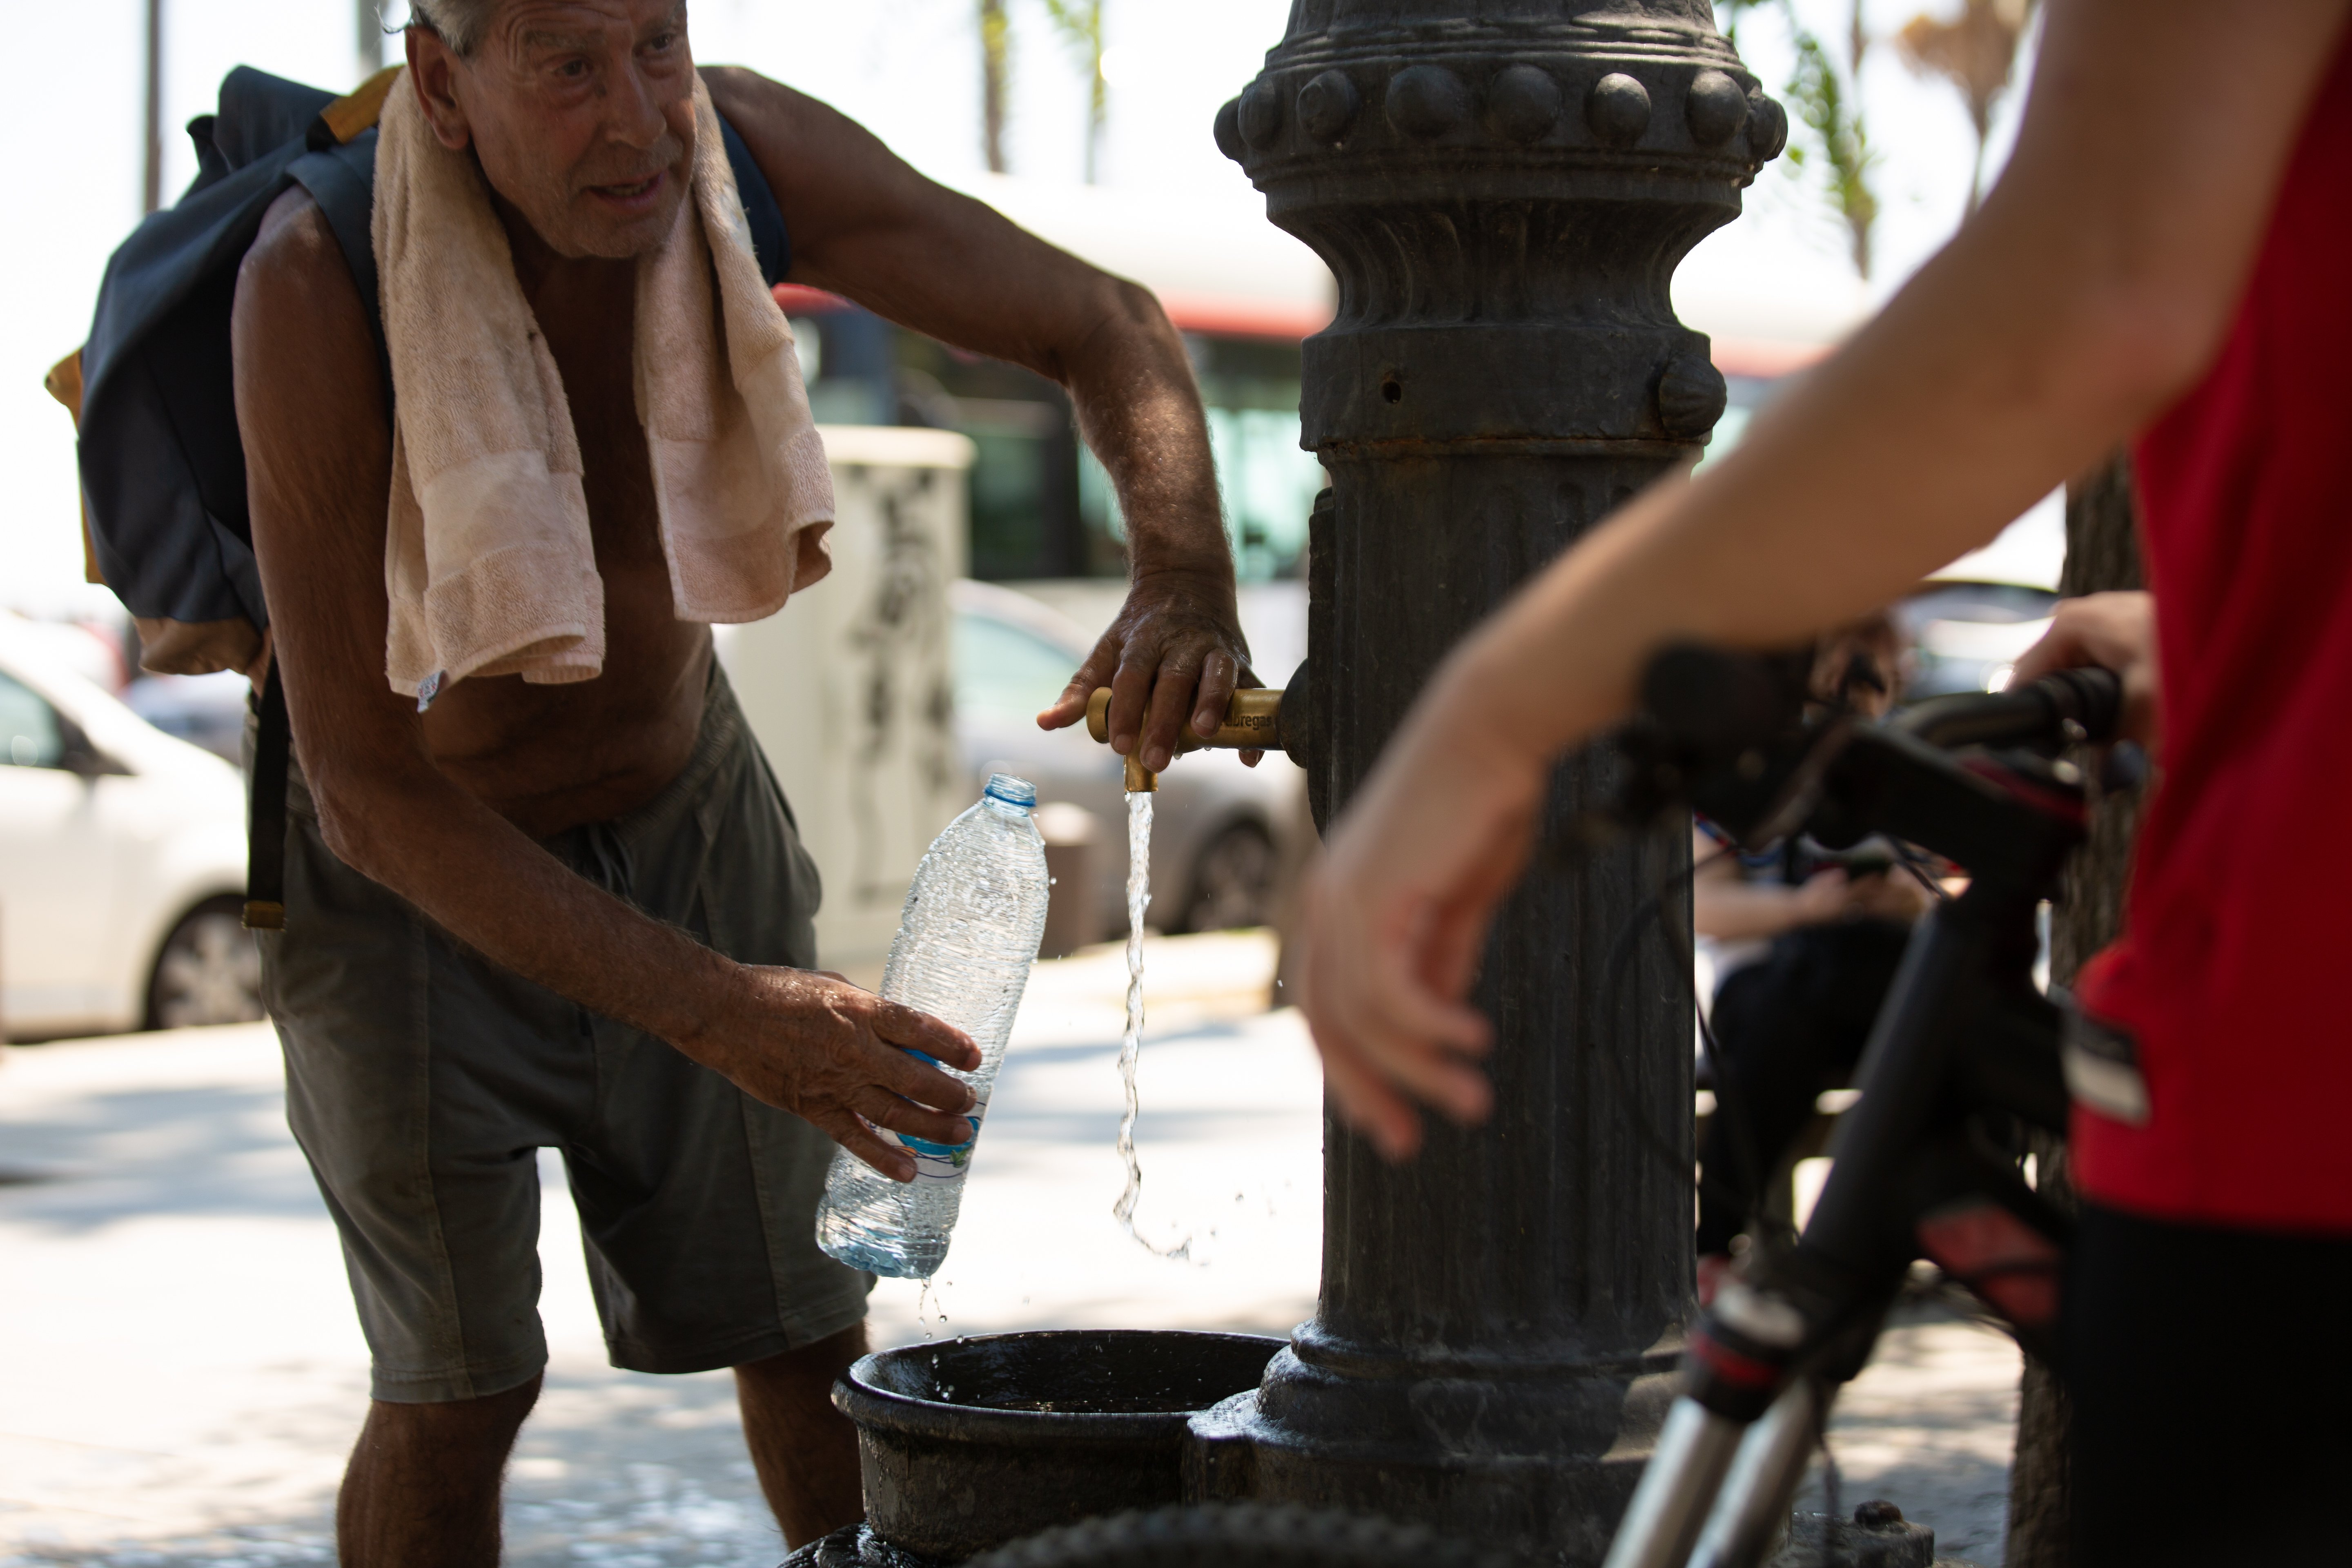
[737,1323,869,1399]
[363,1374,543,1456]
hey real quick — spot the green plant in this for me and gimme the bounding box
[1785,15,1879,278]
[1040,0,1108,185]
[1718,0,1880,280]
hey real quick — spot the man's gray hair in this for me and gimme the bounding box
[406,0,497,56]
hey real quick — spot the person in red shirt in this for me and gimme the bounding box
[1298,2,2352,1561]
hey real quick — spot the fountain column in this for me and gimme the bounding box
[1192,7,1783,1562]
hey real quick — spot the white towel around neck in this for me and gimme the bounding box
[373,69,833,704]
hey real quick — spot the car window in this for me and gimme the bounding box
[0,671,63,768]
[954,612,1083,722]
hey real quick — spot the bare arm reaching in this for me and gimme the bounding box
[233,190,980,1182]
[1299,0,2352,1158]
[705,68,1252,775]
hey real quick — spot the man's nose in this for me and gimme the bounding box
[606,64,676,152]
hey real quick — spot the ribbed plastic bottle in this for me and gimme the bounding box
[815,773,1050,1277]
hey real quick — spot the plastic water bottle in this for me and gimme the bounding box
[815,773,1050,1278]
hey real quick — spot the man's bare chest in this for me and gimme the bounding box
[542,327,671,594]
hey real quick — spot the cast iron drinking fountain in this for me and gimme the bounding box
[788,5,1785,1566]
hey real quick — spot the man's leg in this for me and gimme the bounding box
[338,1376,542,1568]
[1695,959,1824,1254]
[735,1323,869,1546]
[1696,922,1914,1256]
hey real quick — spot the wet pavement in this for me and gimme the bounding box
[0,932,2018,1565]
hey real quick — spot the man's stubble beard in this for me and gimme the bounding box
[492,131,693,262]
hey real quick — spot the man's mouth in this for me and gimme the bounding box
[589,172,665,206]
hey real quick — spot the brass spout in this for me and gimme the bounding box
[1093,691,1163,792]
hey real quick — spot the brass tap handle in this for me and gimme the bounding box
[1212,689,1284,751]
[1085,686,1284,756]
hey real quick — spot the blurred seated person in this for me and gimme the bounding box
[1693,615,1933,1282]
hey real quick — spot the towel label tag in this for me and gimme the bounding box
[416,670,445,713]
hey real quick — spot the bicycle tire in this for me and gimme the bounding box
[964,1504,1524,1568]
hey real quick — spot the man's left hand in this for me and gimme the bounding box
[1038,568,1258,772]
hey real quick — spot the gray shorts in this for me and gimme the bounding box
[257,667,872,1403]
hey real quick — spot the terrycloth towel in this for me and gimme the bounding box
[374,70,833,703]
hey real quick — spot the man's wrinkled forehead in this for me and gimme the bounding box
[488,0,688,60]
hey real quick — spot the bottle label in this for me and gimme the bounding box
[890,1082,991,1183]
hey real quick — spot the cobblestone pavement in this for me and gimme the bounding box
[1792,1294,2020,1566]
[0,933,2018,1566]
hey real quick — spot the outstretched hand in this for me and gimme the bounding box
[2009,590,2161,751]
[1037,568,1258,771]
[1298,708,1544,1160]
[690,967,982,1183]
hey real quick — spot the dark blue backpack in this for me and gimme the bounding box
[53,65,793,926]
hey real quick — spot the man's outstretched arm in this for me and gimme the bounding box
[232,189,979,1181]
[705,68,1251,775]
[1297,0,2351,1157]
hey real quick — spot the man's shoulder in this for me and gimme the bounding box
[700,64,812,160]
[232,185,386,447]
[233,183,379,392]
[235,186,373,356]
[700,65,780,114]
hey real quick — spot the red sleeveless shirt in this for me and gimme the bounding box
[2072,27,2352,1231]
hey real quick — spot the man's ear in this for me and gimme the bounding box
[405,26,474,151]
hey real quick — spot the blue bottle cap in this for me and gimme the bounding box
[984,773,1037,808]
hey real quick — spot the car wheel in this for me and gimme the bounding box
[1182,823,1277,934]
[148,896,265,1031]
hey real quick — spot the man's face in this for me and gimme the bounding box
[411,0,697,260]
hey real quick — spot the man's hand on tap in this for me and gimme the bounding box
[1020,283,1254,769]
[1039,566,1262,772]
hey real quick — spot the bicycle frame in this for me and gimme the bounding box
[1601,656,2120,1568]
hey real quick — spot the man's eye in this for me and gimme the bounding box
[647,31,679,51]
[557,58,590,78]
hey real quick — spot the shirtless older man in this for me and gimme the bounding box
[232,2,1246,1561]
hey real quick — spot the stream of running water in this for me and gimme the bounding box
[1112,790,1190,1259]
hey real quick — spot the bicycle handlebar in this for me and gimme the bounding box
[1892,666,2123,752]
[1613,648,2125,875]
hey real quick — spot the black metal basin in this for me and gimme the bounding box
[839,1329,1283,1563]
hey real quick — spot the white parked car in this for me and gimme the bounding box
[0,618,258,1039]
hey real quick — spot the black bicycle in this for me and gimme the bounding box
[826,652,2121,1568]
[1597,645,2123,1568]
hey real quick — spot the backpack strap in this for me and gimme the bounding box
[318,66,402,148]
[718,112,793,285]
[292,67,399,381]
[243,660,292,931]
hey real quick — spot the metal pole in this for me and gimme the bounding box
[142,0,163,213]
[980,0,1011,174]
[359,0,385,82]
[1196,7,1784,1561]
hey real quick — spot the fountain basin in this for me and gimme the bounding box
[839,1329,1283,1563]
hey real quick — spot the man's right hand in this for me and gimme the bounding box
[684,968,983,1183]
[2009,590,2161,752]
